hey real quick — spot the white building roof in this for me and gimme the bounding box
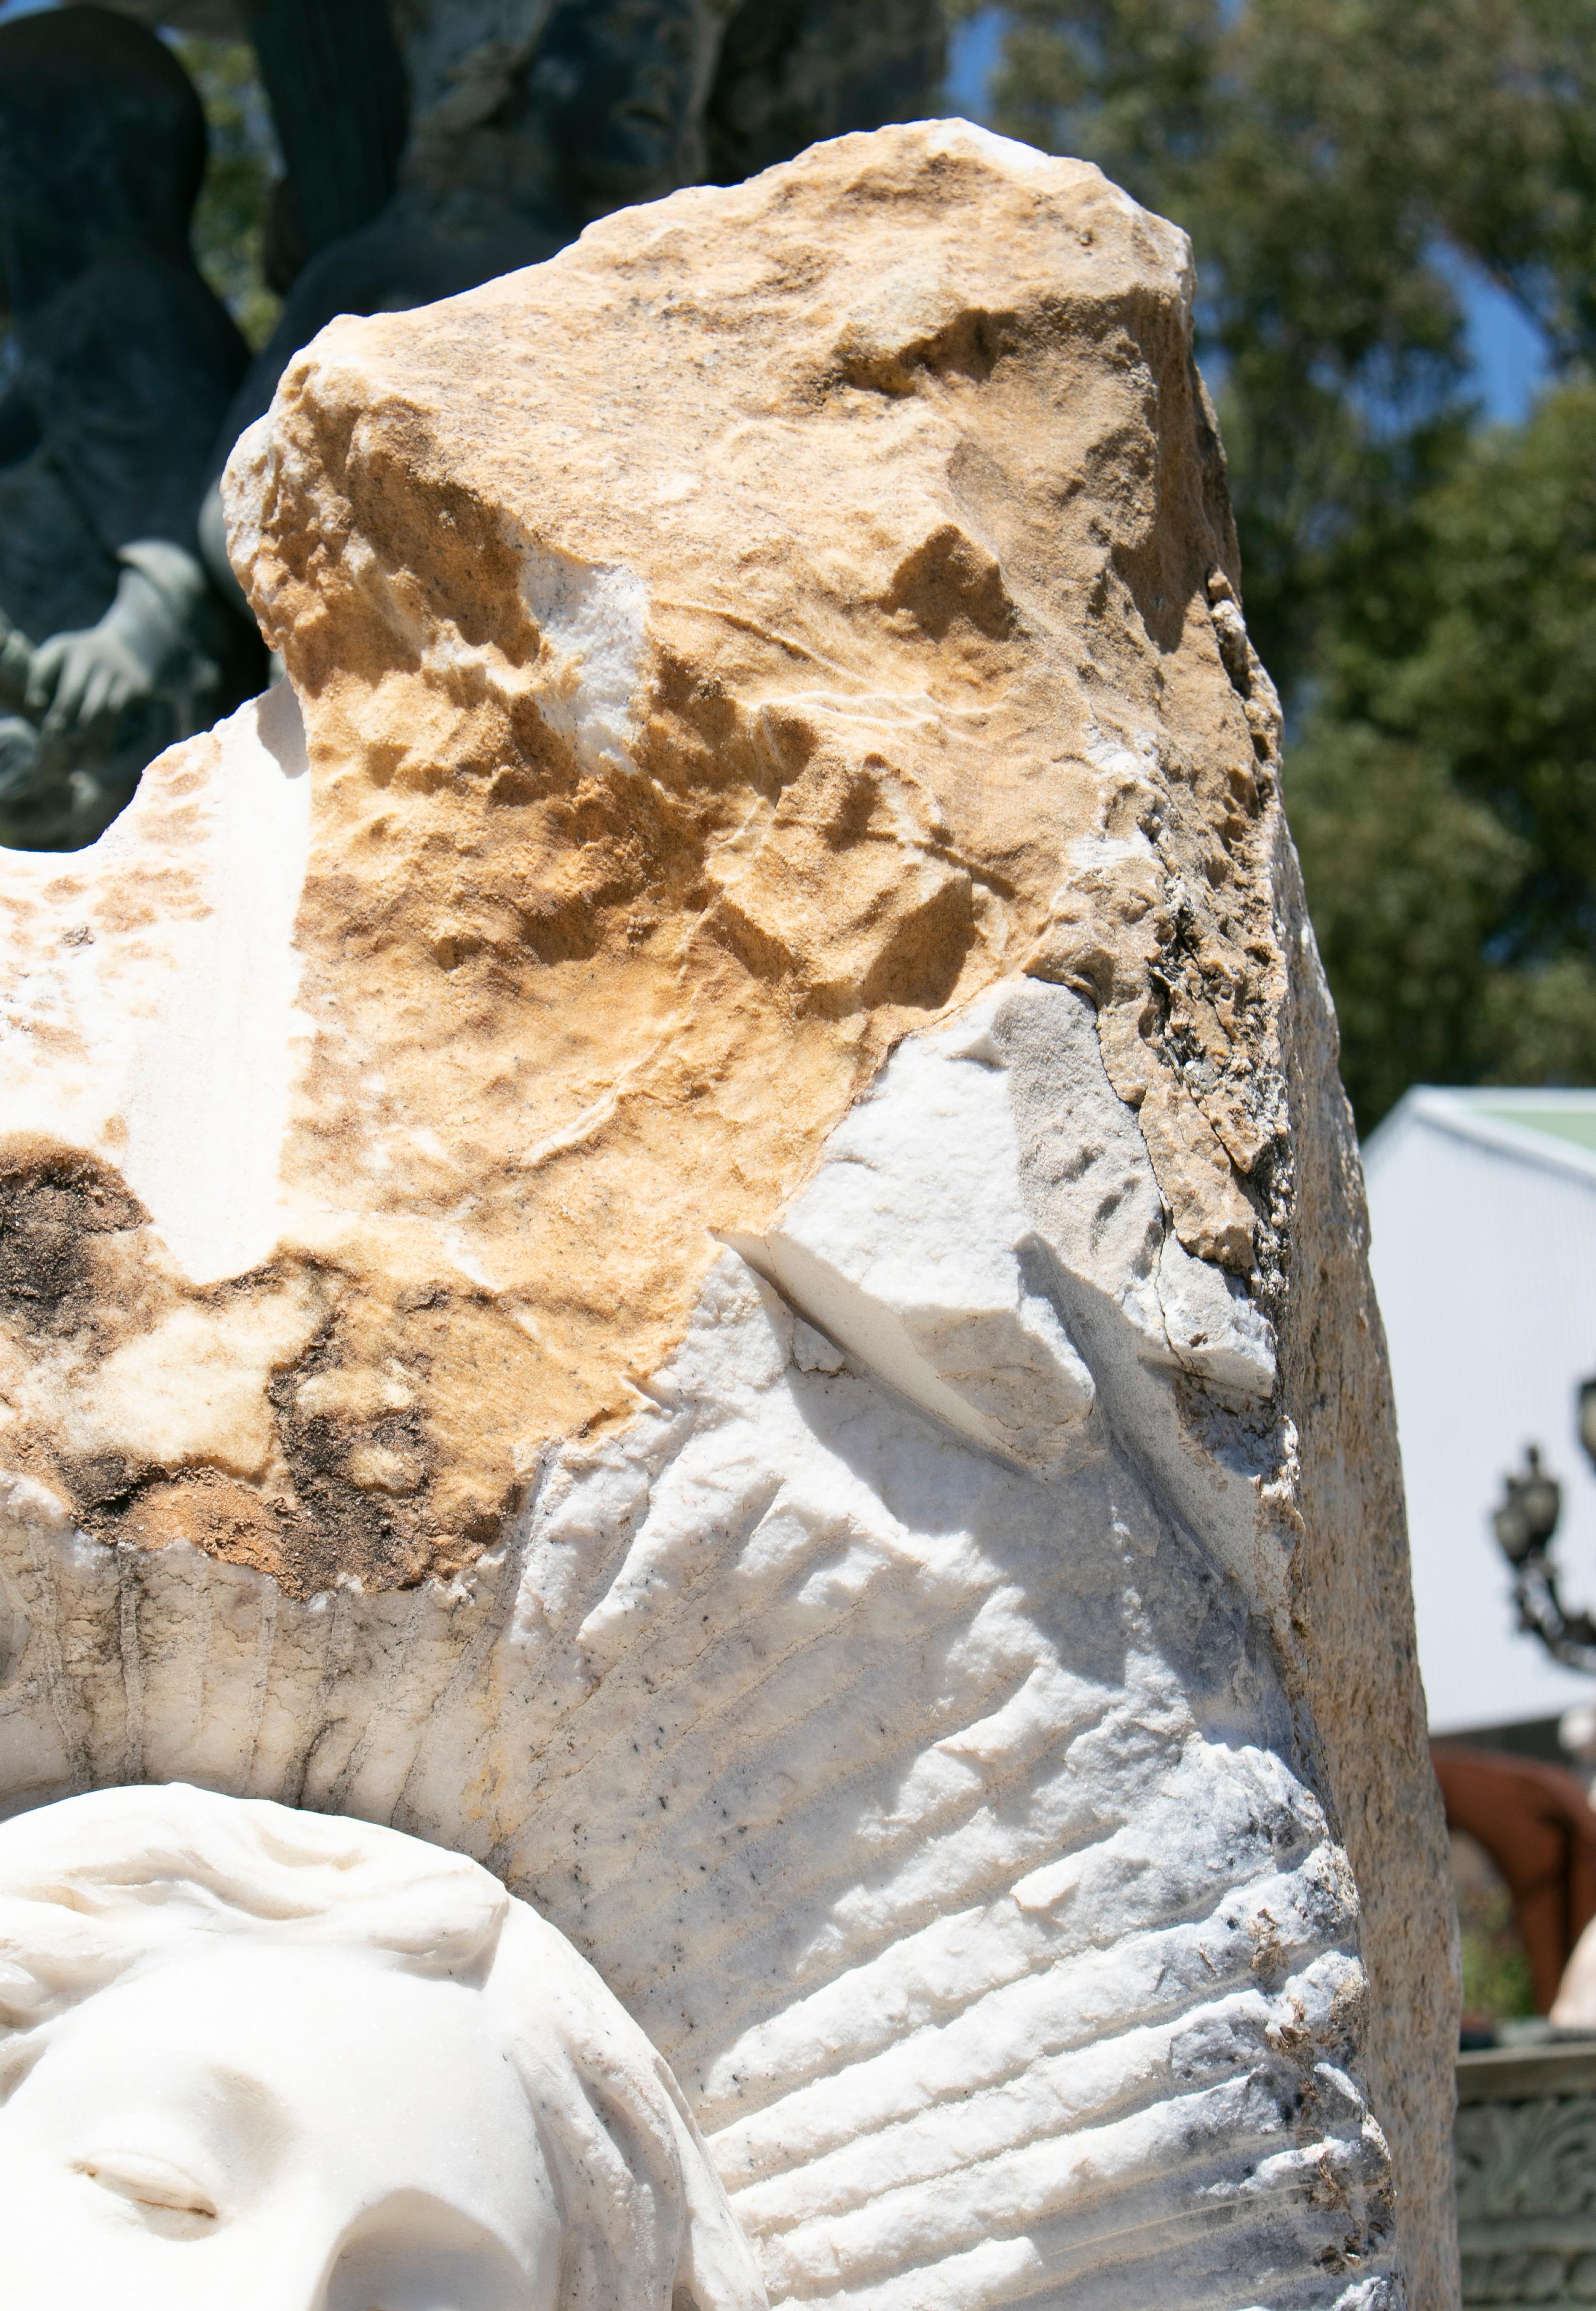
[1363,1088,1596,1735]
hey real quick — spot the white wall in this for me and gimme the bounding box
[1365,1096,1596,1734]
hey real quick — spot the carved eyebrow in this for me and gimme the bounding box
[200,2060,294,2145]
[0,2032,48,2108]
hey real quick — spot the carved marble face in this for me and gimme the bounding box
[0,1786,764,2311]
[0,1941,562,2310]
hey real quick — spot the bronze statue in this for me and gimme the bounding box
[0,7,260,851]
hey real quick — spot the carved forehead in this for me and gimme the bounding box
[34,1934,525,2115]
[0,1784,508,2025]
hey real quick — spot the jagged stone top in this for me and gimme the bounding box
[0,121,1285,1597]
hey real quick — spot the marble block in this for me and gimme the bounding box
[0,122,1456,2311]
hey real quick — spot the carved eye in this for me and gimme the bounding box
[74,2150,219,2224]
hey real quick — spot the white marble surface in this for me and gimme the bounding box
[0,1783,762,2311]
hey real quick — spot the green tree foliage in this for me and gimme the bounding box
[1451,1826,1538,2022]
[1287,728,1526,1129]
[1290,386,1596,1118]
[967,0,1596,1125]
[172,38,281,353]
[1457,1859,1537,2023]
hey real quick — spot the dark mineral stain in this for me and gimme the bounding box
[0,1141,148,1340]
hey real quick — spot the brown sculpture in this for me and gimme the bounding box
[1434,1743,1596,2011]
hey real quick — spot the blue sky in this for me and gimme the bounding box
[1447,260,1552,426]
[947,7,1008,113]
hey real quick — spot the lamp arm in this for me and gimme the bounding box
[1514,1553,1596,1673]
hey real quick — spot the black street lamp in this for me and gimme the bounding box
[1492,1382,1596,1671]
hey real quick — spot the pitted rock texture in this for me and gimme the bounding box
[1,121,1285,1600]
[0,122,1454,2311]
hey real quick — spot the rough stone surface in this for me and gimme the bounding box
[0,123,1456,2311]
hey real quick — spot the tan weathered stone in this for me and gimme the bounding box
[2,122,1285,1594]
